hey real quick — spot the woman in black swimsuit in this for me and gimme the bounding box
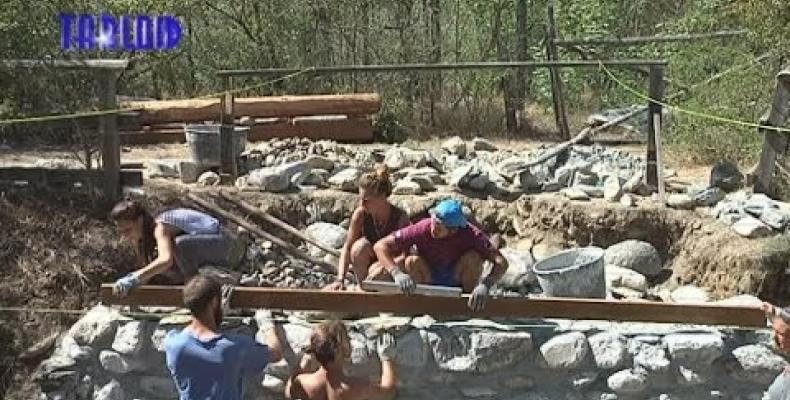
[325,165,410,290]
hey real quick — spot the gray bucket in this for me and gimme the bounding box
[184,124,249,167]
[532,247,606,298]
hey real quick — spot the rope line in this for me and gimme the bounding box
[0,67,315,126]
[598,61,790,134]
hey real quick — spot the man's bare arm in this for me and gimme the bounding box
[357,333,396,400]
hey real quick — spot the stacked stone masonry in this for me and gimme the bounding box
[36,305,789,400]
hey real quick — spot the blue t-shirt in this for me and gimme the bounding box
[164,329,270,400]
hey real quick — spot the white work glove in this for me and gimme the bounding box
[390,267,416,295]
[377,332,397,362]
[468,283,490,311]
[112,274,140,297]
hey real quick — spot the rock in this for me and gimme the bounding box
[52,336,92,362]
[147,160,180,178]
[428,329,533,373]
[197,171,220,186]
[179,161,201,184]
[540,332,589,369]
[715,294,762,307]
[677,365,708,386]
[576,184,604,198]
[469,174,491,191]
[303,155,335,171]
[410,315,437,330]
[563,188,590,201]
[93,380,124,400]
[610,286,645,299]
[572,372,600,390]
[619,194,635,208]
[37,354,77,377]
[150,326,173,353]
[449,165,475,189]
[262,375,285,392]
[663,334,723,368]
[760,208,789,229]
[99,350,138,374]
[710,161,743,192]
[234,176,248,188]
[730,344,788,384]
[305,223,346,250]
[604,240,662,277]
[247,167,291,192]
[140,376,179,398]
[407,175,435,191]
[607,369,648,394]
[394,329,431,367]
[516,169,542,191]
[667,194,695,209]
[111,321,147,355]
[68,305,124,346]
[499,248,537,288]
[588,332,629,370]
[384,147,434,170]
[732,216,772,238]
[460,387,497,398]
[531,240,565,262]
[623,173,644,194]
[574,171,598,186]
[442,136,467,158]
[472,137,498,152]
[633,344,670,373]
[604,177,623,202]
[670,285,710,303]
[392,179,423,195]
[503,376,534,389]
[542,181,562,192]
[694,188,726,207]
[605,265,647,292]
[328,168,363,191]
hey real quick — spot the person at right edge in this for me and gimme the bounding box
[372,198,509,311]
[762,302,790,399]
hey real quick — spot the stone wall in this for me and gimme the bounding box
[37,305,787,400]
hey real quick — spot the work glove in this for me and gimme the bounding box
[390,267,416,295]
[377,332,397,362]
[468,283,490,312]
[112,274,139,297]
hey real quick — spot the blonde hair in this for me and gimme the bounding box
[358,164,392,196]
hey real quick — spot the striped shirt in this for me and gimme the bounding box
[156,208,220,235]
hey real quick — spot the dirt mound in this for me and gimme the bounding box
[0,191,135,399]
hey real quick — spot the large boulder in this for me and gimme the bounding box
[710,161,743,192]
[498,248,536,288]
[384,147,435,170]
[247,167,291,192]
[663,333,724,368]
[604,240,662,277]
[111,321,148,355]
[68,305,125,346]
[539,332,589,369]
[442,136,467,158]
[427,329,533,373]
[305,223,347,253]
[93,380,125,400]
[472,137,498,152]
[607,369,648,394]
[670,285,710,303]
[328,168,363,192]
[732,216,772,238]
[730,344,788,384]
[588,332,629,370]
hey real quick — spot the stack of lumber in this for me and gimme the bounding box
[119,93,380,145]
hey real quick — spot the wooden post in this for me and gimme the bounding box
[646,65,665,190]
[654,114,665,201]
[98,70,120,202]
[219,77,236,177]
[545,4,570,140]
[755,69,790,196]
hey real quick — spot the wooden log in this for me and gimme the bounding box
[122,94,382,125]
[217,192,341,258]
[545,5,570,140]
[0,168,141,188]
[360,281,462,297]
[186,194,336,273]
[553,30,748,47]
[99,285,767,327]
[645,65,665,190]
[755,68,790,196]
[248,117,372,143]
[0,59,129,70]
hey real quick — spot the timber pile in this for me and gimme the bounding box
[119,93,380,144]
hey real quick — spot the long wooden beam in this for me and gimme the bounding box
[99,285,767,327]
[554,30,748,47]
[0,59,129,70]
[217,60,668,77]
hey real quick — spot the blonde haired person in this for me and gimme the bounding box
[325,165,410,290]
[285,320,396,400]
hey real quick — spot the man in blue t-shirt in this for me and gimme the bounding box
[164,275,284,400]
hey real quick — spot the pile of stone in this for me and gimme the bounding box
[711,192,790,238]
[37,305,787,400]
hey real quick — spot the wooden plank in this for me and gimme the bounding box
[553,30,748,47]
[217,192,341,257]
[98,285,767,327]
[545,5,570,140]
[220,92,237,176]
[248,118,373,143]
[99,70,120,202]
[120,132,185,145]
[645,65,665,190]
[360,281,462,297]
[654,114,665,202]
[0,59,129,70]
[122,94,382,125]
[217,60,669,77]
[755,69,790,196]
[186,194,336,273]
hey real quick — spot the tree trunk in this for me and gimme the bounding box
[428,0,442,127]
[514,0,530,133]
[493,2,517,133]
